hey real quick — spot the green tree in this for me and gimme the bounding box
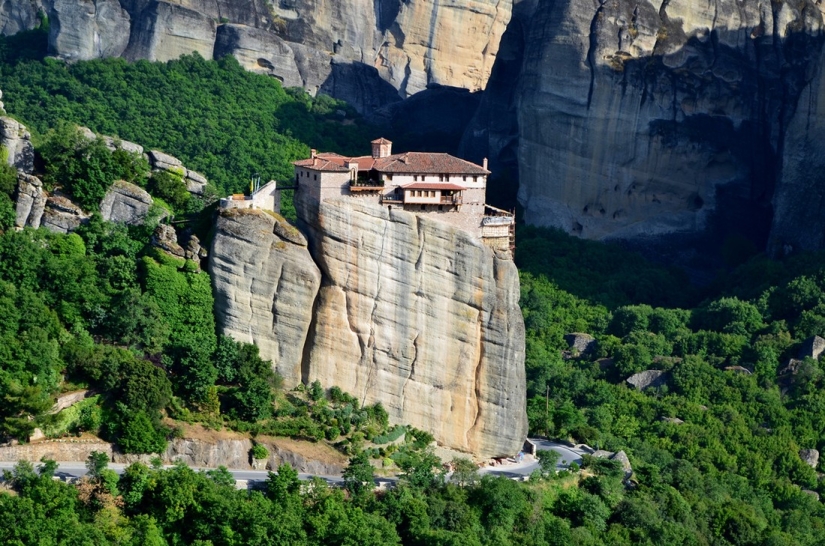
[343,451,375,498]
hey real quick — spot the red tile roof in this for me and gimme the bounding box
[293,157,350,172]
[371,137,392,144]
[293,151,489,175]
[402,182,466,191]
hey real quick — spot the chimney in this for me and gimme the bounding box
[311,149,317,159]
[483,157,488,171]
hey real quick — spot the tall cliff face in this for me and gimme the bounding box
[1,0,511,113]
[465,0,825,248]
[301,199,526,458]
[209,208,321,388]
[210,200,527,459]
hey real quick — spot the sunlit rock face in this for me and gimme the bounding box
[210,198,528,459]
[209,208,321,388]
[297,198,527,459]
[5,0,511,113]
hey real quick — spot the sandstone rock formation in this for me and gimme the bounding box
[1,116,34,173]
[564,333,596,357]
[627,369,669,391]
[99,179,154,224]
[209,199,527,458]
[209,208,321,388]
[124,1,216,62]
[5,1,512,114]
[299,199,526,458]
[50,0,131,61]
[214,24,303,88]
[799,335,825,360]
[459,0,825,252]
[0,0,46,35]
[799,448,820,469]
[150,223,185,257]
[14,173,46,228]
[41,195,90,233]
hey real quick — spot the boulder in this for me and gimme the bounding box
[95,134,144,154]
[799,336,825,360]
[564,333,596,357]
[147,149,184,172]
[626,370,669,391]
[151,224,186,258]
[49,0,131,61]
[41,196,89,233]
[661,417,684,425]
[0,116,34,173]
[209,208,321,388]
[14,173,46,228]
[799,448,820,469]
[99,180,154,225]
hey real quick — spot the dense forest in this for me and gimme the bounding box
[2,19,825,546]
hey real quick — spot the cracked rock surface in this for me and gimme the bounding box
[300,199,526,458]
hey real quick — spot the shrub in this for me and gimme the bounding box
[251,443,269,460]
[148,170,189,212]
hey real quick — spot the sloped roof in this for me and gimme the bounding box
[294,151,488,175]
[374,152,488,175]
[293,157,350,172]
[402,182,466,191]
[371,137,392,144]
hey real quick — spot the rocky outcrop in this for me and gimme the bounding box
[4,1,512,115]
[0,0,46,36]
[50,0,131,61]
[209,208,321,388]
[799,335,825,360]
[627,370,669,391]
[151,223,185,257]
[1,116,34,173]
[298,199,526,458]
[509,0,823,240]
[146,148,208,194]
[214,24,303,88]
[41,195,90,233]
[99,180,154,224]
[210,200,527,458]
[0,439,114,463]
[124,1,216,62]
[14,173,46,228]
[564,333,596,357]
[459,0,825,252]
[799,448,820,469]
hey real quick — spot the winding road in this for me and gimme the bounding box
[0,438,584,488]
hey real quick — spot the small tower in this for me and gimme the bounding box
[371,138,392,159]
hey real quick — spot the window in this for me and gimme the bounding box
[387,175,392,181]
[420,205,425,211]
[314,174,317,180]
[438,205,444,211]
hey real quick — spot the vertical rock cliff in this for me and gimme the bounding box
[465,0,825,250]
[210,200,527,458]
[300,199,526,458]
[209,208,321,388]
[1,0,512,113]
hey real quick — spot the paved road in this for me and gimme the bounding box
[0,439,583,487]
[477,438,586,479]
